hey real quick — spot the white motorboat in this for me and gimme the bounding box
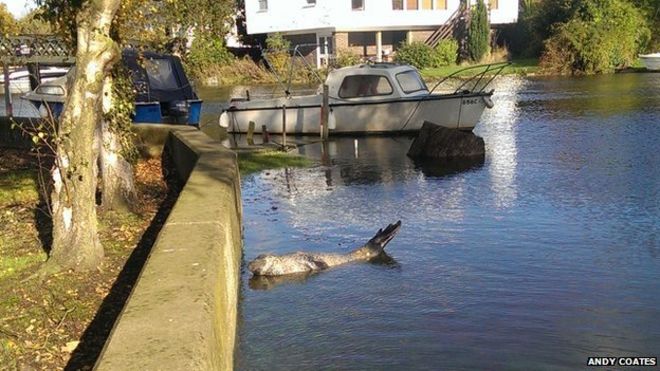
[639,53,660,71]
[219,62,506,135]
[0,66,70,94]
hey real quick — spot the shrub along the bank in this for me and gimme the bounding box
[334,48,362,68]
[507,0,655,69]
[541,0,650,74]
[395,40,459,69]
[433,39,459,66]
[185,34,234,80]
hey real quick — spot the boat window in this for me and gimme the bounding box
[338,75,393,98]
[144,58,179,91]
[396,70,428,94]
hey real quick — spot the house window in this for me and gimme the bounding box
[339,75,393,98]
[421,0,432,9]
[406,0,418,10]
[489,0,498,9]
[435,0,447,9]
[352,0,364,10]
[392,0,404,10]
[258,0,268,11]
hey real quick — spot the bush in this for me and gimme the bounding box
[468,1,490,62]
[540,0,650,74]
[185,34,234,79]
[263,33,292,75]
[334,48,362,67]
[432,39,459,66]
[395,40,458,68]
[395,41,435,69]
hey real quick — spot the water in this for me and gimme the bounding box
[237,73,660,370]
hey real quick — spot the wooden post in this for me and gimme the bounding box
[281,104,287,148]
[261,125,270,144]
[247,121,255,146]
[2,64,13,118]
[27,63,41,91]
[321,84,329,140]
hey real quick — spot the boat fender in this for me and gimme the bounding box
[482,96,494,109]
[328,108,336,130]
[218,111,229,128]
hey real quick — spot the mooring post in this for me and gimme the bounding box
[27,63,41,91]
[261,125,270,144]
[247,121,255,146]
[321,84,329,140]
[2,63,13,118]
[282,104,287,148]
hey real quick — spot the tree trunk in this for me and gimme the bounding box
[49,0,121,270]
[99,76,136,212]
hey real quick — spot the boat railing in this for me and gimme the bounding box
[261,43,326,98]
[427,61,510,96]
[396,62,509,132]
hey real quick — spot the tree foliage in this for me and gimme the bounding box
[0,3,18,35]
[468,0,490,62]
[16,9,53,34]
[264,33,291,75]
[508,0,657,58]
[540,0,651,74]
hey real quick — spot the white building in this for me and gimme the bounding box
[245,0,518,67]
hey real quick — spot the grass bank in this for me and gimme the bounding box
[421,58,540,80]
[0,149,176,370]
[237,149,314,175]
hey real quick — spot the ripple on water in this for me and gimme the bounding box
[237,74,660,370]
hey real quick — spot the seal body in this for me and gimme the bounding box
[248,221,401,276]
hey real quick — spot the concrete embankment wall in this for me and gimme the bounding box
[96,127,243,370]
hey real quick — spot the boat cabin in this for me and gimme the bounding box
[22,49,202,125]
[326,63,429,101]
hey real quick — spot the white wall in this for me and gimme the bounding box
[246,0,517,35]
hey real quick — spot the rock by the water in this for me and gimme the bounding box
[407,121,485,159]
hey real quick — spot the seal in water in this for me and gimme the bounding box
[248,221,401,276]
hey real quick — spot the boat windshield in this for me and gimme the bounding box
[395,70,428,94]
[144,58,179,90]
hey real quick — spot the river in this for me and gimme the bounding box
[235,73,660,370]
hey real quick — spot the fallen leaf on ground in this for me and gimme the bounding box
[61,340,79,353]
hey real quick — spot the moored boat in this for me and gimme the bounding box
[21,49,202,125]
[220,62,506,135]
[0,66,70,94]
[639,53,660,71]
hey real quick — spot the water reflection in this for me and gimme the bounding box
[477,76,523,209]
[412,156,485,178]
[248,272,316,291]
[239,73,660,371]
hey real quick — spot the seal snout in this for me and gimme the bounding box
[373,220,402,247]
[248,254,271,275]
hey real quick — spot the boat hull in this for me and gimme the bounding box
[221,93,491,134]
[639,54,660,71]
